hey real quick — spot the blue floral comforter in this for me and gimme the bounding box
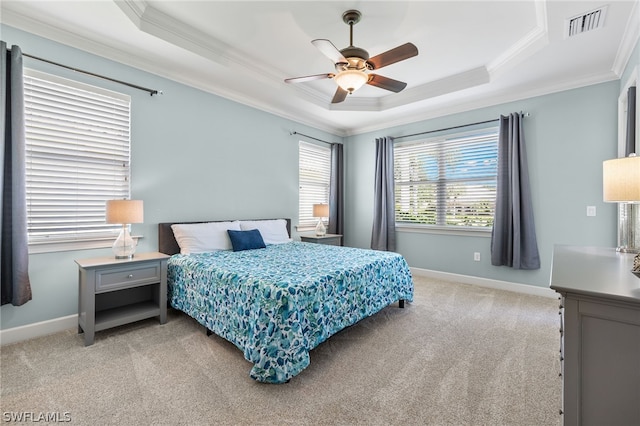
[167,241,414,383]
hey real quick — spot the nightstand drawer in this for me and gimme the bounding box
[315,237,341,246]
[96,263,161,293]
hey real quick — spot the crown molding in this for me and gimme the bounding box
[327,67,491,112]
[346,70,619,137]
[115,0,284,84]
[283,82,339,110]
[113,0,146,27]
[487,1,549,79]
[329,96,381,112]
[612,0,640,77]
[385,67,491,110]
[1,8,170,80]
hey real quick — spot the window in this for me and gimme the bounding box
[24,70,132,250]
[394,128,498,230]
[298,141,331,228]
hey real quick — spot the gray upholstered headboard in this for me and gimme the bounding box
[158,219,292,255]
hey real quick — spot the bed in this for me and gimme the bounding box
[159,218,414,383]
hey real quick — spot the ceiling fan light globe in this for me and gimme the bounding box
[335,70,368,94]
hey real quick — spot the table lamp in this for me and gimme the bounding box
[313,203,329,236]
[106,199,144,259]
[603,154,640,259]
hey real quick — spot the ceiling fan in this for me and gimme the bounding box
[284,10,419,104]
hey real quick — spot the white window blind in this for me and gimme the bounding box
[24,70,132,247]
[394,128,498,229]
[299,141,331,228]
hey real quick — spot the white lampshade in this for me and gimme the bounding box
[603,156,640,203]
[313,203,330,218]
[334,70,368,93]
[106,200,144,224]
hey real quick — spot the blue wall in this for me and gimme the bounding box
[343,38,638,288]
[344,82,620,287]
[0,25,341,329]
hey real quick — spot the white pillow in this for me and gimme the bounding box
[171,221,241,254]
[239,219,291,244]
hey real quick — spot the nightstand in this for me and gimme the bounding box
[76,252,169,346]
[300,234,343,246]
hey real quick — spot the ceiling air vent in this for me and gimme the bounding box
[566,6,607,38]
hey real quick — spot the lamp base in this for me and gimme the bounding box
[115,254,135,260]
[617,204,639,254]
[616,246,640,254]
[112,225,137,259]
[315,219,326,237]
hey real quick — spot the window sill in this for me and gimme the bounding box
[28,235,144,254]
[396,223,492,238]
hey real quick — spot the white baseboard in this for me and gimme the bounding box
[410,267,558,299]
[0,270,555,346]
[0,314,77,346]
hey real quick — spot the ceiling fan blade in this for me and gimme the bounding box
[367,42,418,70]
[331,87,348,104]
[312,39,348,65]
[367,74,407,93]
[285,73,334,84]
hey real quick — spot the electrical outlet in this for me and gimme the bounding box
[474,252,481,262]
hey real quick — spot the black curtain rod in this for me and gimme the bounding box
[392,112,529,141]
[19,51,161,96]
[290,131,339,145]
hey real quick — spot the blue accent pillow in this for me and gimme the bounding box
[227,229,266,252]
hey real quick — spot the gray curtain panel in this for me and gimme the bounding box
[328,143,344,236]
[625,86,636,156]
[1,42,32,306]
[371,136,396,251]
[490,113,540,269]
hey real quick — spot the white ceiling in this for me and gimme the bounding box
[1,1,639,136]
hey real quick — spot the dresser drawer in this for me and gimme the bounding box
[95,262,161,293]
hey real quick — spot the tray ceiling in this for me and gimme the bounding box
[1,1,638,135]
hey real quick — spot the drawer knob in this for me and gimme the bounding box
[127,274,134,279]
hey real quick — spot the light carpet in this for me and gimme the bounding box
[0,276,562,425]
